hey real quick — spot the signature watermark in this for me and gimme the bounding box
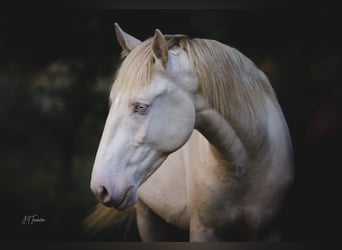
[22,214,46,226]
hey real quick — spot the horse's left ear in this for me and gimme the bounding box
[152,29,168,69]
[114,23,142,56]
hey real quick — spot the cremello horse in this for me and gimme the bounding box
[87,23,294,241]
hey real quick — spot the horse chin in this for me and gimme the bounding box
[114,185,138,211]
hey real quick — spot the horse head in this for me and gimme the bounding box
[90,24,198,210]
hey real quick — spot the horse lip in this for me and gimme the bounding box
[115,186,134,210]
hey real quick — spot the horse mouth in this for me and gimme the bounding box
[115,186,135,210]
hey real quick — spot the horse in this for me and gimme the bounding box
[86,23,294,241]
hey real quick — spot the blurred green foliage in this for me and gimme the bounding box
[0,59,111,240]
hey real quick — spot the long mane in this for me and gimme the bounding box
[111,35,277,148]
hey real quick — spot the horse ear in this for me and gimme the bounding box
[114,23,142,56]
[152,29,168,69]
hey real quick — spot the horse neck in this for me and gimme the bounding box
[194,94,270,177]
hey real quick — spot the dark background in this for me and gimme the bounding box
[0,9,341,241]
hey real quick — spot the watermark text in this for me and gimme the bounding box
[22,214,46,225]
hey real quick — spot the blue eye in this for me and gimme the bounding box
[134,103,149,114]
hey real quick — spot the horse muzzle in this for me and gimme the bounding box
[91,184,137,210]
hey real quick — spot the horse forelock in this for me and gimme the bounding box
[110,39,154,104]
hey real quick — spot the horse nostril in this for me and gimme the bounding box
[98,186,112,204]
[99,186,107,199]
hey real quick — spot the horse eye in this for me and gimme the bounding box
[134,103,149,114]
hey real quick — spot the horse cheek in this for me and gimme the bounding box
[162,102,195,153]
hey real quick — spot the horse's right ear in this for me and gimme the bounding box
[114,23,142,56]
